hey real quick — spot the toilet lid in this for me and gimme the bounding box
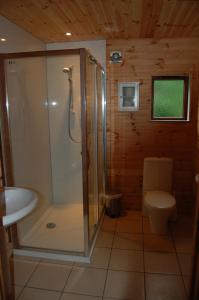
[144,191,176,209]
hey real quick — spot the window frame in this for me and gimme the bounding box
[118,82,139,112]
[151,75,189,121]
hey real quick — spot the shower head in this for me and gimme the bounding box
[63,66,72,79]
[63,67,71,73]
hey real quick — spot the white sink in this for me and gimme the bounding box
[2,187,38,227]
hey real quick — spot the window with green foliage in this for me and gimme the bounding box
[152,76,189,121]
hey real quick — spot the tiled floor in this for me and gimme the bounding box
[14,211,193,300]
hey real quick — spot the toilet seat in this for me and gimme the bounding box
[144,191,176,210]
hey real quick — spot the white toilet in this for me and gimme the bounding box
[142,157,176,234]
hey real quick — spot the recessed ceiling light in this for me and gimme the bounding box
[1,38,6,42]
[65,32,72,36]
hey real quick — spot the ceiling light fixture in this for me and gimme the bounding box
[65,32,72,36]
[1,38,7,42]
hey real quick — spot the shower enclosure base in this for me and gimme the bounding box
[13,249,90,263]
[19,204,84,253]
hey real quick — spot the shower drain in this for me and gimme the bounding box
[46,222,56,229]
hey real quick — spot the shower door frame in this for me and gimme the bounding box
[0,48,106,257]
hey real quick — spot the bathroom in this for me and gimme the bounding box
[0,1,199,300]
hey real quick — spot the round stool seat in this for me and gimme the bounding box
[144,191,176,210]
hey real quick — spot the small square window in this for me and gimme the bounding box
[118,82,139,111]
[152,76,189,121]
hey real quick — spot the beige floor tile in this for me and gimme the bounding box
[116,219,142,234]
[14,259,38,286]
[144,234,175,252]
[27,262,71,291]
[143,217,152,234]
[120,210,142,221]
[145,273,187,300]
[144,252,180,275]
[171,216,194,237]
[104,270,145,299]
[75,247,111,269]
[15,286,23,299]
[18,287,61,300]
[109,249,144,272]
[65,267,107,297]
[96,231,114,248]
[174,236,193,254]
[178,253,192,275]
[113,232,143,250]
[183,275,191,295]
[101,217,116,232]
[61,293,102,300]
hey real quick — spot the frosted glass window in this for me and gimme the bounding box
[152,76,189,121]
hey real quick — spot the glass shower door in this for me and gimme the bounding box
[85,54,106,245]
[86,55,99,241]
[97,67,106,217]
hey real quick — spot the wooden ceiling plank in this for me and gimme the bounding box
[77,0,105,36]
[0,0,57,42]
[182,2,199,37]
[96,0,119,39]
[154,0,172,38]
[113,0,129,38]
[174,2,198,38]
[0,0,199,42]
[114,0,141,39]
[168,1,195,38]
[57,0,98,36]
[1,0,79,42]
[140,0,164,38]
[185,14,199,38]
[101,0,122,39]
[163,0,186,38]
[86,0,113,37]
[126,0,142,38]
[154,0,180,38]
[35,0,85,39]
[147,0,164,37]
[93,0,118,39]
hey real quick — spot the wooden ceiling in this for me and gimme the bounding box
[0,0,199,42]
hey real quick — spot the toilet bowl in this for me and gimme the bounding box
[142,157,177,235]
[144,191,176,234]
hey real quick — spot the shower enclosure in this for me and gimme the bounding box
[0,49,106,259]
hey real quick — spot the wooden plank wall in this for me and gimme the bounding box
[106,38,199,214]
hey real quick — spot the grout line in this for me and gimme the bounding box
[16,286,62,297]
[16,213,192,299]
[59,290,108,298]
[59,263,74,298]
[24,259,42,286]
[15,285,25,300]
[142,215,147,300]
[170,225,188,297]
[14,258,41,299]
[16,258,40,286]
[144,271,186,276]
[102,216,116,298]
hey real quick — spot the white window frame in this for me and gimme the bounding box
[118,82,139,111]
